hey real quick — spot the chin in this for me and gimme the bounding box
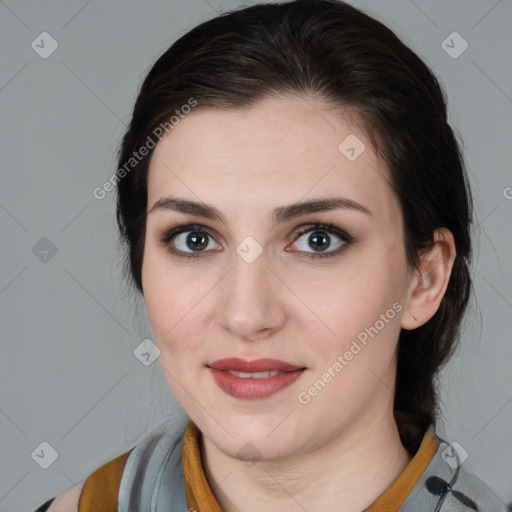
[214,417,302,458]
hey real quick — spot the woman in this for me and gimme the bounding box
[34,0,508,510]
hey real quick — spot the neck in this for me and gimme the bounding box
[201,403,412,512]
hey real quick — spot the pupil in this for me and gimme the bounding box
[188,232,208,251]
[311,231,329,251]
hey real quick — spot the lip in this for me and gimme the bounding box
[207,358,306,399]
[208,358,304,372]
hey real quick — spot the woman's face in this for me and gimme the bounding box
[142,95,417,461]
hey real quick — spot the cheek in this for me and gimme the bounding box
[143,278,206,396]
[142,244,211,361]
[144,283,198,349]
[296,261,404,413]
[300,252,404,339]
[142,246,183,344]
[297,248,407,393]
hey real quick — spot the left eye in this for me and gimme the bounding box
[289,224,352,258]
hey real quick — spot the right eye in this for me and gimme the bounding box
[160,224,221,259]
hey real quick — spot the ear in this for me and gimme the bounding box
[400,228,457,330]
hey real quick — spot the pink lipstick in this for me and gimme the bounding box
[208,358,306,399]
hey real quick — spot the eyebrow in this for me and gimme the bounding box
[147,196,372,226]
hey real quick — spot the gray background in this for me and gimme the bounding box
[0,0,511,510]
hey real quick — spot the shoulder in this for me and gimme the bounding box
[34,418,189,512]
[446,464,510,511]
[33,449,132,512]
[118,418,190,511]
[402,431,509,511]
[33,481,85,512]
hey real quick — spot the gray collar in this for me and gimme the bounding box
[117,418,507,511]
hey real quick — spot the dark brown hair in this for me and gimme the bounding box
[116,0,473,453]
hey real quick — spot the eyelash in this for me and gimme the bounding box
[159,222,354,260]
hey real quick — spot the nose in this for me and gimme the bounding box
[216,248,287,342]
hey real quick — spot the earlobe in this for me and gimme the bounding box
[400,228,456,331]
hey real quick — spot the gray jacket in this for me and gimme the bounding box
[117,418,509,511]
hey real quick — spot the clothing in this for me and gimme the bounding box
[34,418,508,511]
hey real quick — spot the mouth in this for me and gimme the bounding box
[207,357,305,372]
[222,370,282,378]
[207,358,306,399]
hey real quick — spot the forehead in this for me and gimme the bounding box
[146,95,399,227]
